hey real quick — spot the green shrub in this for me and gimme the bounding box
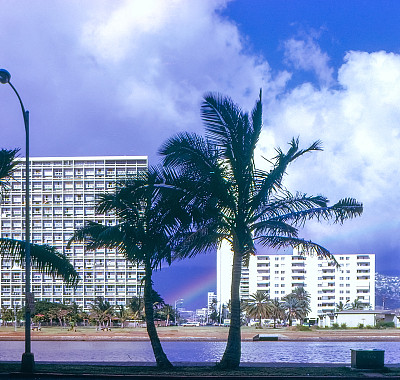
[376,321,395,329]
[340,323,347,329]
[366,325,374,329]
[357,323,364,329]
[332,323,340,329]
[297,325,312,331]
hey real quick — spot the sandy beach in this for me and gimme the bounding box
[1,326,400,342]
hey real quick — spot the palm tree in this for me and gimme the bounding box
[129,296,144,321]
[89,297,114,330]
[349,298,364,310]
[269,298,285,328]
[69,168,187,369]
[335,300,350,312]
[245,291,270,328]
[160,91,363,369]
[116,305,131,328]
[291,287,311,325]
[282,294,303,326]
[0,148,79,284]
[160,304,175,326]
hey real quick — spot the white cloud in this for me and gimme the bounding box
[0,0,288,161]
[284,37,334,87]
[258,50,400,263]
[0,1,398,272]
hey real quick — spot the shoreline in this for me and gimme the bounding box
[1,326,400,342]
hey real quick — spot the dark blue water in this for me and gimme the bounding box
[0,341,399,364]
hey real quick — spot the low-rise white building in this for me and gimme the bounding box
[217,241,375,326]
[335,310,400,328]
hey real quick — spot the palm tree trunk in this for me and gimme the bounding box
[143,263,173,369]
[217,246,242,369]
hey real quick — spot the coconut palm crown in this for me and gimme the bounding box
[159,91,363,369]
[68,167,189,369]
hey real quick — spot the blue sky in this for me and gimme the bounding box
[1,0,400,309]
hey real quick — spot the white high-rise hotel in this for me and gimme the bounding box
[217,241,375,324]
[0,156,147,310]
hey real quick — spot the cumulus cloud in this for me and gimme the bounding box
[257,50,400,272]
[0,0,287,162]
[0,1,398,276]
[283,36,334,87]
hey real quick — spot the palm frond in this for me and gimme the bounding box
[268,198,363,227]
[173,226,223,259]
[252,193,329,222]
[159,132,218,172]
[252,220,298,237]
[69,222,128,250]
[201,93,243,149]
[249,89,263,155]
[0,238,79,285]
[201,93,261,183]
[0,148,20,199]
[253,139,323,205]
[255,235,336,263]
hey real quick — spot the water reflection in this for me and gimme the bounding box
[1,341,399,364]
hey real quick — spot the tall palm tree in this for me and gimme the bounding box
[160,304,175,326]
[282,294,303,326]
[0,148,79,284]
[291,287,311,325]
[129,296,144,320]
[69,168,187,369]
[116,305,131,328]
[160,91,363,369]
[245,291,270,327]
[89,297,114,329]
[269,298,285,328]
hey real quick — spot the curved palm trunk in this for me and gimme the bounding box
[143,263,173,369]
[218,247,242,369]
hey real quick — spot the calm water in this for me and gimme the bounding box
[0,341,399,364]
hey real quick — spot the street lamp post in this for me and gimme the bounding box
[0,69,34,372]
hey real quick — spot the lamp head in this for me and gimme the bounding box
[0,69,11,84]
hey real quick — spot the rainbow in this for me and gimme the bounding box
[168,270,216,307]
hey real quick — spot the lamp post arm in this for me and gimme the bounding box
[7,82,28,131]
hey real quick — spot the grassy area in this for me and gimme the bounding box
[1,362,399,377]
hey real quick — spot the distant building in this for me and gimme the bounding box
[195,307,208,323]
[217,241,375,326]
[207,291,217,310]
[177,308,195,322]
[0,156,147,311]
[335,310,400,328]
